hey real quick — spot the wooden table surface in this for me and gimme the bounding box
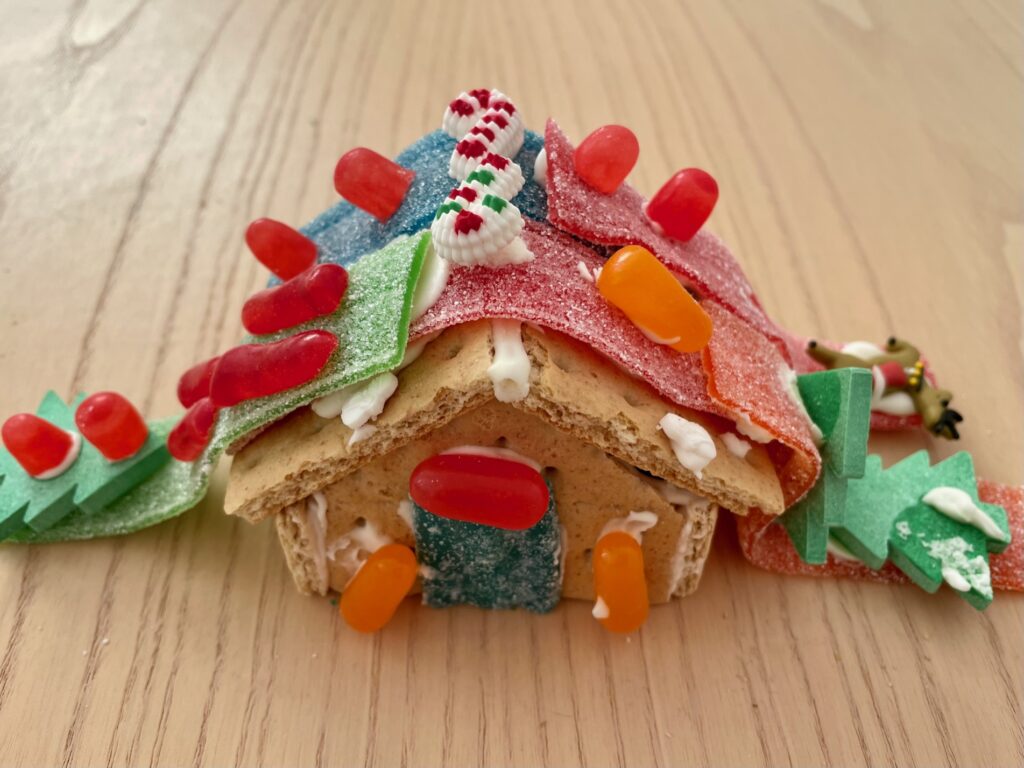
[1,0,1022,765]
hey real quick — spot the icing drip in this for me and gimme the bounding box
[734,412,773,444]
[305,492,329,592]
[410,242,452,321]
[922,486,1008,541]
[780,364,824,444]
[721,432,751,459]
[658,414,716,479]
[487,319,531,402]
[326,518,393,588]
[592,595,610,619]
[533,147,548,186]
[312,372,398,435]
[599,510,659,544]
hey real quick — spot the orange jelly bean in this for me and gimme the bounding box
[340,543,418,633]
[592,530,649,633]
[596,245,713,353]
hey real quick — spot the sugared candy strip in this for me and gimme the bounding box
[430,186,533,268]
[74,392,148,462]
[645,168,719,243]
[209,330,338,408]
[592,530,649,633]
[334,147,416,222]
[241,263,349,336]
[176,355,220,408]
[573,125,640,195]
[409,453,550,530]
[1,413,81,479]
[167,397,218,462]
[597,245,713,353]
[245,218,317,281]
[339,543,418,633]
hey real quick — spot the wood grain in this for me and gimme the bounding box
[1,0,1022,765]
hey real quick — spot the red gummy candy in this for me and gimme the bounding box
[1,413,79,478]
[245,219,317,281]
[334,147,415,222]
[410,453,550,530]
[646,168,718,242]
[412,220,721,417]
[241,264,349,336]
[573,125,640,195]
[177,355,220,409]
[543,119,788,359]
[167,397,218,462]
[74,392,148,461]
[702,303,820,506]
[209,330,338,407]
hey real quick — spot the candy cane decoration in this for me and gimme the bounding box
[432,89,532,268]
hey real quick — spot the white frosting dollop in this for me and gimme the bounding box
[592,596,610,619]
[533,147,548,186]
[599,510,659,544]
[721,432,752,459]
[410,242,451,321]
[922,486,1008,541]
[326,518,393,588]
[923,536,992,598]
[734,412,774,444]
[658,414,717,479]
[487,319,531,402]
[312,371,398,438]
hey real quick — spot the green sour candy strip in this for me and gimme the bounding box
[413,479,562,613]
[9,233,429,543]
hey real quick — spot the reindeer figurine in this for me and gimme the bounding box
[806,337,963,440]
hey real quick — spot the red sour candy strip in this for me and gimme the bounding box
[410,453,550,530]
[1,413,78,477]
[176,355,220,409]
[241,264,349,336]
[245,219,317,281]
[167,397,218,462]
[980,479,1024,591]
[702,303,820,505]
[74,392,148,461]
[334,147,415,223]
[209,330,338,407]
[412,220,722,419]
[543,119,789,360]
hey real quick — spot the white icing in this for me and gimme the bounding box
[396,499,415,532]
[340,373,398,431]
[467,156,525,199]
[870,365,916,416]
[440,444,542,472]
[721,432,752,459]
[658,414,716,479]
[325,518,393,588]
[311,389,347,419]
[410,242,451,321]
[533,147,548,186]
[592,596,610,619]
[922,487,1008,542]
[826,537,859,562]
[640,327,683,346]
[645,476,703,506]
[487,319,531,402]
[923,537,992,598]
[397,331,441,372]
[895,520,912,539]
[779,365,824,444]
[34,431,82,479]
[734,413,773,444]
[305,492,329,593]
[346,424,377,447]
[577,260,594,283]
[669,519,695,597]
[599,510,659,544]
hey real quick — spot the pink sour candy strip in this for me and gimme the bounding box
[702,302,821,506]
[736,479,1024,591]
[544,119,789,361]
[411,220,723,419]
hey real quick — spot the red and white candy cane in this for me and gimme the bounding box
[443,89,525,182]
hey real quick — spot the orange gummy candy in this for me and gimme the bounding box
[596,245,713,353]
[592,530,649,633]
[340,543,418,633]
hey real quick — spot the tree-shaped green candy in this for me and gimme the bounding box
[0,392,170,539]
[779,368,873,563]
[834,450,1010,609]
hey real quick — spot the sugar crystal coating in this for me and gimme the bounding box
[544,119,787,358]
[412,220,721,417]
